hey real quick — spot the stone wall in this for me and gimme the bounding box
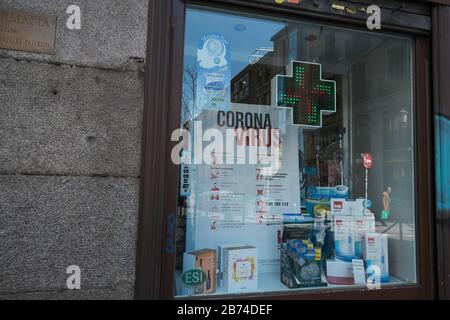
[0,0,148,299]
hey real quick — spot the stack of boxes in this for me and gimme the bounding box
[280,215,327,288]
[181,196,390,296]
[326,198,389,285]
[183,244,258,295]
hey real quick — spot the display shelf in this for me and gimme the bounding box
[175,270,406,298]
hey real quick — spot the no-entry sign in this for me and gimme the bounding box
[362,153,372,169]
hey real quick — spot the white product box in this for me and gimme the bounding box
[334,215,355,261]
[331,198,347,215]
[326,259,354,285]
[331,198,369,216]
[352,259,366,284]
[222,245,258,293]
[354,214,375,258]
[364,233,389,283]
[218,243,247,288]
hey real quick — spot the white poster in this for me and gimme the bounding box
[185,103,301,273]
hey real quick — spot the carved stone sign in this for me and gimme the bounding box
[0,7,56,54]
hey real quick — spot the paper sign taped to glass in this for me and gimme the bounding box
[184,103,302,273]
[197,34,231,111]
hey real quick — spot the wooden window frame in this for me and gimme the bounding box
[432,4,450,300]
[135,0,436,300]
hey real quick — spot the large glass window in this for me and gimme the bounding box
[174,5,416,297]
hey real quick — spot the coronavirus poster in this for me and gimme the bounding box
[185,103,301,273]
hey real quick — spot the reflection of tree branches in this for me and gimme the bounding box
[182,64,199,123]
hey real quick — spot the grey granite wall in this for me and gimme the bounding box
[0,0,148,299]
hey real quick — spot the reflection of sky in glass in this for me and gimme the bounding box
[184,8,285,77]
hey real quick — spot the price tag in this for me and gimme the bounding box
[352,259,366,284]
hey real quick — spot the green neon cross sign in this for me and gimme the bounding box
[276,61,336,128]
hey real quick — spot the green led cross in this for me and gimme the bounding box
[276,61,336,128]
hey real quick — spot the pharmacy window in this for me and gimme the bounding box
[174,5,416,297]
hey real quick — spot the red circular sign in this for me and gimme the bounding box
[362,153,372,169]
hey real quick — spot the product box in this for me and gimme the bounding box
[331,198,369,216]
[280,240,326,289]
[354,214,375,259]
[222,245,258,293]
[217,243,247,289]
[364,233,390,283]
[305,199,329,216]
[182,249,216,295]
[326,259,354,285]
[333,215,356,261]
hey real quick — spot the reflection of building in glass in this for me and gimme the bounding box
[231,50,275,105]
[231,23,413,217]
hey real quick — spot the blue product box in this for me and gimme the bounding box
[305,186,349,215]
[307,185,349,201]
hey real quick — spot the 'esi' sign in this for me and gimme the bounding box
[182,269,207,287]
